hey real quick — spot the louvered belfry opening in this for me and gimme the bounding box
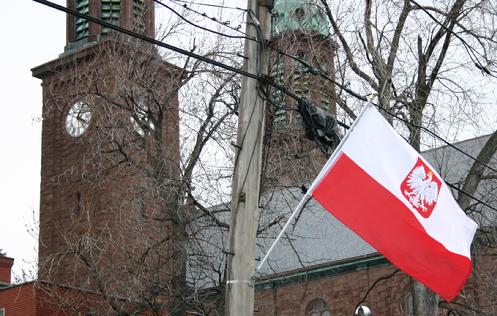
[66,0,154,51]
[101,0,121,34]
[75,0,89,40]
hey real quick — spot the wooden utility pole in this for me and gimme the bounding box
[225,0,270,315]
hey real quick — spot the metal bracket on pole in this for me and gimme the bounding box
[226,278,255,287]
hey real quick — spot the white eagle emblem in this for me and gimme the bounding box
[403,165,439,214]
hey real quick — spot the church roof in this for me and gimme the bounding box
[272,0,331,37]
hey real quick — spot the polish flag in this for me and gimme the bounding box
[309,104,478,301]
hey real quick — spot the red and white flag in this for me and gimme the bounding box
[309,103,478,301]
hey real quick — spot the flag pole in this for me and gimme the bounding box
[256,98,376,273]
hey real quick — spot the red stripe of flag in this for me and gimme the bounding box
[312,153,472,301]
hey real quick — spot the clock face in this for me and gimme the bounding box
[130,104,155,137]
[65,101,93,137]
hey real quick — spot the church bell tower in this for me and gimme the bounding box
[32,0,181,305]
[65,0,155,52]
[264,0,337,190]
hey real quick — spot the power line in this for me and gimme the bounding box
[267,42,368,103]
[265,41,497,177]
[165,0,251,38]
[374,106,497,176]
[33,0,497,214]
[446,182,497,214]
[36,0,326,108]
[266,43,497,211]
[33,0,258,77]
[33,0,350,129]
[270,43,497,206]
[154,0,253,41]
[168,0,245,11]
[33,0,272,206]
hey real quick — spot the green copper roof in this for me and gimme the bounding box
[272,0,331,37]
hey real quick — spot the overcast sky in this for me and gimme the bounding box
[0,0,66,279]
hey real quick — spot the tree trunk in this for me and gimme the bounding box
[458,130,497,209]
[409,101,438,316]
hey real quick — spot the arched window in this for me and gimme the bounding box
[306,298,331,316]
[294,7,306,21]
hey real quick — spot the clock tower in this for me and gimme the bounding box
[32,0,181,307]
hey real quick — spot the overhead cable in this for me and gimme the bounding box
[266,43,497,176]
[165,0,251,38]
[33,0,497,212]
[169,0,245,11]
[154,0,253,41]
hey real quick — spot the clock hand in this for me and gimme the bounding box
[76,109,89,123]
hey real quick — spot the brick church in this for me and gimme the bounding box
[1,0,496,315]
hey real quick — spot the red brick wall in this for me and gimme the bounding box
[254,255,497,316]
[0,256,14,285]
[32,39,181,303]
[0,282,174,315]
[0,283,37,316]
[0,284,36,315]
[255,264,412,316]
